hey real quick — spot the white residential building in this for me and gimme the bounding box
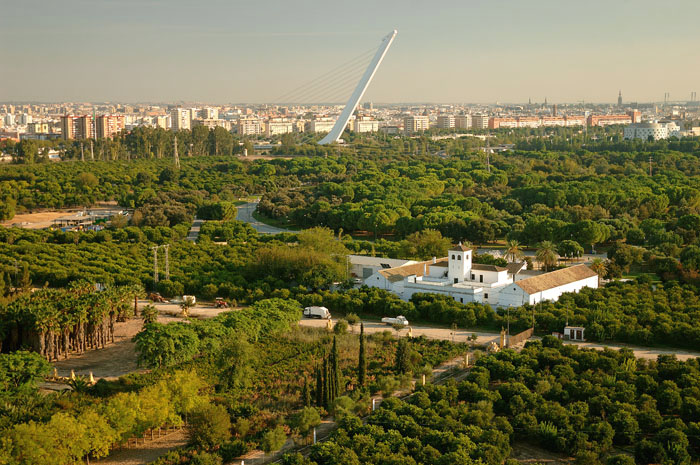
[364,244,598,308]
[238,118,262,135]
[436,114,455,129]
[623,121,681,141]
[353,117,379,133]
[265,119,295,136]
[170,108,191,131]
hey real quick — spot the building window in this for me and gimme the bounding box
[451,255,455,259]
[471,274,475,280]
[457,255,461,260]
[460,298,463,303]
[454,278,458,284]
[485,293,489,299]
[479,275,483,283]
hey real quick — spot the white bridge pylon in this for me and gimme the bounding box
[318,29,397,145]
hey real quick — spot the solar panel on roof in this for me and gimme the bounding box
[381,263,392,268]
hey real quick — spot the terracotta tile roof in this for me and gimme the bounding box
[449,243,473,252]
[506,262,527,274]
[516,264,597,295]
[379,257,449,283]
[471,263,507,272]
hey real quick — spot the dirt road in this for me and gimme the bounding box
[300,318,700,361]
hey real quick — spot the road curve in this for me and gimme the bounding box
[236,202,293,234]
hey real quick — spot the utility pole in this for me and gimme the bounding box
[649,155,653,177]
[152,246,159,285]
[173,135,180,169]
[163,244,170,280]
[485,133,491,173]
[90,140,94,161]
[80,143,85,162]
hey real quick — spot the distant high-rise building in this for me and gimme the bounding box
[17,114,32,125]
[27,122,49,134]
[436,114,455,129]
[552,104,558,116]
[199,107,219,120]
[60,115,93,140]
[455,115,472,129]
[472,115,489,130]
[403,115,429,134]
[170,108,191,131]
[618,90,623,107]
[626,109,642,123]
[237,118,262,135]
[95,115,125,139]
[153,115,169,129]
[4,114,15,127]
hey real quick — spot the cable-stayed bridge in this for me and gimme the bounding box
[274,30,397,145]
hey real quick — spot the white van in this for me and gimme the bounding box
[304,306,331,319]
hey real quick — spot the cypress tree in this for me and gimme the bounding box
[3,271,11,295]
[331,336,341,400]
[358,322,366,387]
[303,378,311,407]
[322,357,330,409]
[315,366,323,407]
[0,271,4,298]
[395,338,411,374]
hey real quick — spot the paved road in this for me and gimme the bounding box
[186,217,203,242]
[299,318,501,346]
[300,318,700,361]
[236,201,293,234]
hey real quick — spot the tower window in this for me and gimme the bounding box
[479,275,483,283]
[451,254,455,259]
[485,293,489,299]
[457,255,461,260]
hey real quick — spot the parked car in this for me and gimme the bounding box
[381,315,409,326]
[304,306,332,319]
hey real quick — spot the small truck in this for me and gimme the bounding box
[303,306,332,319]
[381,315,409,326]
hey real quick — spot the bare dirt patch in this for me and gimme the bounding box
[94,429,188,465]
[52,313,184,380]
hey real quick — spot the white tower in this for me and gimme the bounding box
[448,243,472,283]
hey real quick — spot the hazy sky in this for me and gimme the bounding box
[1,0,699,104]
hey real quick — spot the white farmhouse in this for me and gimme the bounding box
[364,244,598,308]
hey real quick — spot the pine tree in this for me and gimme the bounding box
[358,322,366,387]
[395,338,411,374]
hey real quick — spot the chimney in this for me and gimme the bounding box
[432,257,436,263]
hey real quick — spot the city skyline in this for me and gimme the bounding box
[1,0,699,103]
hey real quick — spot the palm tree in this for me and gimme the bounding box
[590,258,607,286]
[505,239,523,263]
[535,241,558,271]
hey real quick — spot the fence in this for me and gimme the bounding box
[507,327,533,348]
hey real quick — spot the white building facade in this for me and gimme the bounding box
[364,245,598,308]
